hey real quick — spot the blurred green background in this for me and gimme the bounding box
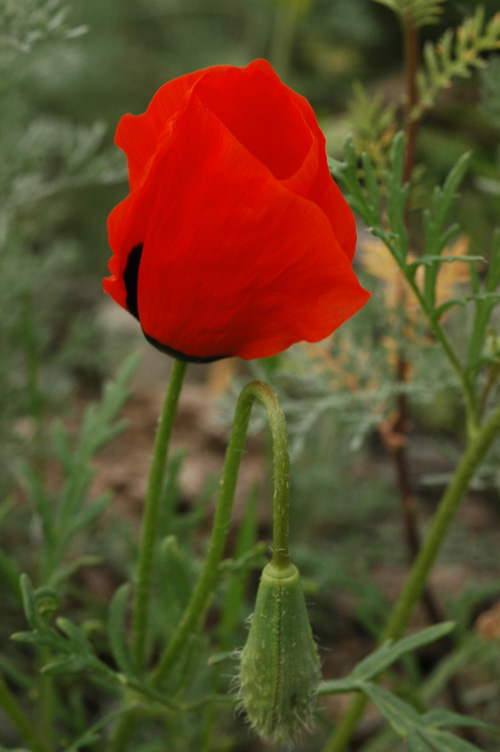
[1,2,500,750]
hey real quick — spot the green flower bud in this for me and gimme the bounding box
[239,561,321,742]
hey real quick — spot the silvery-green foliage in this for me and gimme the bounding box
[0,0,87,53]
[0,2,125,492]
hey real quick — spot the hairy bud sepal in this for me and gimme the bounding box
[239,561,321,741]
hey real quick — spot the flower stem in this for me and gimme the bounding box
[0,671,49,752]
[151,380,290,688]
[131,358,187,671]
[321,401,500,752]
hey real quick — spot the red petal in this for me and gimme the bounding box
[134,94,369,360]
[115,68,206,189]
[191,59,313,181]
[285,86,357,261]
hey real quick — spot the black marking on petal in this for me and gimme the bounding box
[123,243,143,320]
[143,331,228,364]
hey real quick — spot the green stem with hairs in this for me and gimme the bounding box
[321,400,500,752]
[151,379,290,688]
[131,358,187,671]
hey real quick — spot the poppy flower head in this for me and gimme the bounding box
[104,59,370,362]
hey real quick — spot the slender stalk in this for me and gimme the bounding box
[151,380,290,688]
[320,401,500,752]
[0,671,49,752]
[131,358,187,671]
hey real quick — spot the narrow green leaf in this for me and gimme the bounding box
[390,131,405,189]
[51,422,73,473]
[438,223,461,250]
[436,291,500,319]
[426,729,487,752]
[41,656,88,676]
[351,622,455,682]
[64,492,113,541]
[361,152,382,215]
[362,683,420,737]
[327,156,345,177]
[19,574,35,628]
[55,617,90,652]
[108,583,135,676]
[385,132,408,261]
[407,255,484,269]
[408,731,434,752]
[442,152,472,200]
[18,463,54,545]
[10,631,42,645]
[423,709,500,733]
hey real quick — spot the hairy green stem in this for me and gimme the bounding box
[0,670,49,752]
[151,380,290,688]
[321,401,500,752]
[131,358,187,671]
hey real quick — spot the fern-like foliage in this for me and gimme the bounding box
[348,82,397,174]
[415,7,500,117]
[371,0,445,28]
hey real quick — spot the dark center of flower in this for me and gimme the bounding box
[143,333,228,364]
[123,243,143,320]
[123,243,229,364]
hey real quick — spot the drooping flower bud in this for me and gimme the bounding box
[239,561,321,741]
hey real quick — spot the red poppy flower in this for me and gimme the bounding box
[104,59,369,362]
